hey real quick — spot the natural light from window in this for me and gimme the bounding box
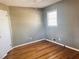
[47,9,57,27]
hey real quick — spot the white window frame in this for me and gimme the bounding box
[47,9,57,26]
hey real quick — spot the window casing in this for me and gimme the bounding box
[47,10,57,26]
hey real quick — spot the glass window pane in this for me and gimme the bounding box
[47,10,57,26]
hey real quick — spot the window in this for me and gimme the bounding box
[47,10,57,26]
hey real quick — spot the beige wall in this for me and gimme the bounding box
[43,0,79,49]
[0,3,8,11]
[9,7,45,46]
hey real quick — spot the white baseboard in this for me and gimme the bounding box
[3,39,46,59]
[1,46,12,59]
[46,39,65,46]
[3,38,79,59]
[46,39,79,52]
[9,39,46,52]
[0,53,7,59]
[10,39,79,52]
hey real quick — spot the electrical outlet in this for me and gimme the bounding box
[53,39,56,41]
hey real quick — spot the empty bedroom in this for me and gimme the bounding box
[0,0,79,59]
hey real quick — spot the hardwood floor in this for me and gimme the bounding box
[4,40,79,59]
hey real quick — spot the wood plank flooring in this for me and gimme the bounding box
[4,40,79,59]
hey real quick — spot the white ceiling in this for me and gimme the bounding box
[0,0,62,8]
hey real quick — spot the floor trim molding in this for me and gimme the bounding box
[9,39,46,52]
[3,39,79,59]
[46,39,79,52]
[3,39,45,59]
[9,39,79,52]
[0,53,7,59]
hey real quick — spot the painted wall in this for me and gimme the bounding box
[0,3,12,58]
[43,0,79,49]
[1,0,79,49]
[9,7,45,46]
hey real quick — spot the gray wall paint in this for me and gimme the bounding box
[9,7,45,46]
[2,0,79,49]
[43,0,79,49]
